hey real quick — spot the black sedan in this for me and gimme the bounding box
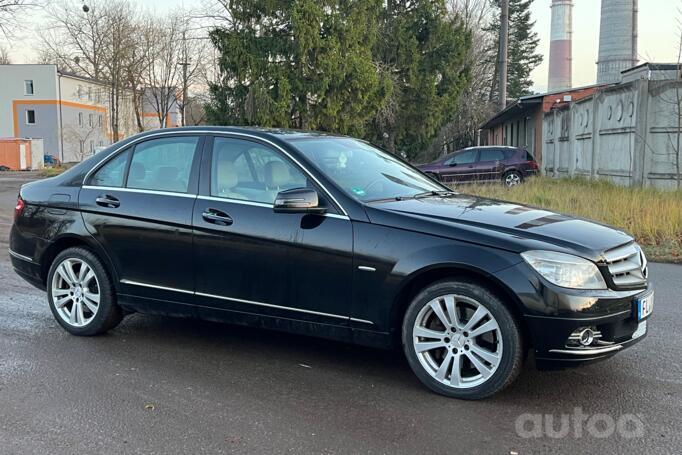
[9,127,652,399]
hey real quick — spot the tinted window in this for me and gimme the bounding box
[211,137,307,204]
[90,149,130,187]
[127,137,199,193]
[292,138,443,202]
[479,149,506,162]
[446,150,477,165]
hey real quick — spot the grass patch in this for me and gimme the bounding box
[457,177,682,263]
[39,166,68,178]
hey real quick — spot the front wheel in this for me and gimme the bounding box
[402,279,524,399]
[47,247,123,336]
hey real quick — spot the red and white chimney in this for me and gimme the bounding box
[548,0,573,92]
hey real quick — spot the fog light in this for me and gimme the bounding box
[567,326,601,348]
[577,328,594,346]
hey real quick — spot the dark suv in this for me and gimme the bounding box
[418,146,539,186]
[9,128,652,399]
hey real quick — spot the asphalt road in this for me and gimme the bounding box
[0,173,680,454]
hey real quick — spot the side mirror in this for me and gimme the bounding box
[273,188,326,214]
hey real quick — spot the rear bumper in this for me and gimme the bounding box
[9,249,45,291]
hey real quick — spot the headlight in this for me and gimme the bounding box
[521,250,607,290]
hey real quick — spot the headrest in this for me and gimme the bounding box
[129,162,145,181]
[264,161,289,188]
[217,160,238,189]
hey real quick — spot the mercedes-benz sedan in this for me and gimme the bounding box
[9,127,652,399]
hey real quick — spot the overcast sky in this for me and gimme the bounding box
[5,0,682,94]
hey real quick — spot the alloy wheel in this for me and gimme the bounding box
[412,294,503,389]
[51,258,101,327]
[505,172,521,187]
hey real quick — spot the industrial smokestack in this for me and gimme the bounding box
[548,0,573,92]
[597,0,639,84]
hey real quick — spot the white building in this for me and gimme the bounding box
[0,64,180,163]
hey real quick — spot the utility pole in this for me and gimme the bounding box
[177,30,190,127]
[498,0,509,111]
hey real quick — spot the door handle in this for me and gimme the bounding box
[202,209,233,226]
[95,195,120,208]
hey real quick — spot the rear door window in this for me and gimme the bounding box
[90,149,130,187]
[127,136,200,193]
[478,149,506,162]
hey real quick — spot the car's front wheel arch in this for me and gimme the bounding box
[390,265,530,351]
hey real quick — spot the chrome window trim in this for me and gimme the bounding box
[82,185,198,199]
[9,249,34,263]
[82,130,349,217]
[119,279,371,324]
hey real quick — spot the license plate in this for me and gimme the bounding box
[635,292,654,321]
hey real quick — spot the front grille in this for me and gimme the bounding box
[602,242,648,288]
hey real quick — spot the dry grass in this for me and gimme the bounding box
[458,177,682,263]
[39,166,68,178]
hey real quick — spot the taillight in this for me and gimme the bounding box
[14,196,25,221]
[528,161,539,170]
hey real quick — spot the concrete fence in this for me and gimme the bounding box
[543,77,682,189]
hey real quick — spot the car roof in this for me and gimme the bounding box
[131,126,344,142]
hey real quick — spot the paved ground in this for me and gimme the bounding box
[1,172,680,454]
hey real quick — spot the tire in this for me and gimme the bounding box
[503,170,522,187]
[402,279,524,400]
[47,247,123,336]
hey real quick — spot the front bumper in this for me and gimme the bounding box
[495,262,650,369]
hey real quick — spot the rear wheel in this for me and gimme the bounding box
[503,170,522,187]
[402,279,524,399]
[47,247,123,336]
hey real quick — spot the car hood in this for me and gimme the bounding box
[364,194,633,260]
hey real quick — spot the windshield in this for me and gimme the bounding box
[290,137,447,202]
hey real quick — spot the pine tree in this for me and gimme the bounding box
[206,0,390,136]
[487,0,542,100]
[369,0,471,158]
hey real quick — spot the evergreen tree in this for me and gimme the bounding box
[369,0,471,158]
[206,0,390,136]
[487,0,542,100]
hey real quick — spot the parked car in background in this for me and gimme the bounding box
[10,128,651,399]
[418,146,539,187]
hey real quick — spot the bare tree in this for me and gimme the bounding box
[0,0,43,38]
[0,44,10,64]
[423,0,497,162]
[39,0,141,141]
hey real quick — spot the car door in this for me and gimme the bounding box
[192,135,354,327]
[440,149,479,183]
[476,148,507,182]
[80,134,203,304]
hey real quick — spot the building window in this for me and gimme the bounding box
[98,114,102,127]
[79,140,85,155]
[24,80,34,95]
[78,112,83,127]
[89,113,93,127]
[90,140,95,153]
[26,110,36,125]
[87,87,92,101]
[78,85,83,99]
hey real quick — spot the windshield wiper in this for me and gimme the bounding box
[412,190,457,199]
